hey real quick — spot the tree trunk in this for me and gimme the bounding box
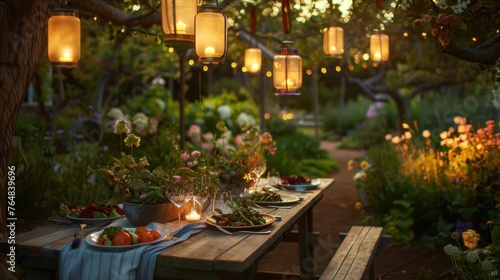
[0,0,56,260]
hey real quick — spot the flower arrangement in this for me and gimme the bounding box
[214,121,277,188]
[444,223,500,279]
[95,120,168,205]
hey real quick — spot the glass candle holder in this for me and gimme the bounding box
[184,200,202,221]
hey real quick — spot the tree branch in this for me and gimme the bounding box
[71,0,161,28]
[441,34,500,65]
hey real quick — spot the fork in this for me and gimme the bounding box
[215,226,271,235]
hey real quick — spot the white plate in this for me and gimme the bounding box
[66,214,124,225]
[85,227,168,250]
[252,194,300,205]
[206,214,275,232]
[279,179,320,191]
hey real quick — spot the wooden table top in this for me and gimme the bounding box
[6,178,335,279]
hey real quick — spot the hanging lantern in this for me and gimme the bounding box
[370,33,389,62]
[161,0,197,45]
[244,48,261,73]
[323,26,344,56]
[273,41,302,96]
[48,9,80,68]
[195,5,227,64]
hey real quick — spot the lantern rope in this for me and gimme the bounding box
[281,0,291,35]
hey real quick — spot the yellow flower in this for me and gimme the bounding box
[360,161,370,170]
[402,123,410,129]
[462,229,480,249]
[347,159,354,171]
[422,130,431,138]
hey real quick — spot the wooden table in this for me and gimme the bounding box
[2,178,334,279]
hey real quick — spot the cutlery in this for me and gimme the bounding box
[48,217,80,226]
[215,226,271,235]
[264,205,291,209]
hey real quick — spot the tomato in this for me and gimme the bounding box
[220,217,229,226]
[135,226,149,235]
[149,229,161,241]
[228,216,237,222]
[138,232,153,243]
[112,231,132,246]
[97,234,105,245]
[233,222,241,227]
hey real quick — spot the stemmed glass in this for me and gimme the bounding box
[250,158,267,190]
[191,176,211,218]
[165,176,193,229]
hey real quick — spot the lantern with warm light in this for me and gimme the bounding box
[273,42,302,95]
[370,33,389,62]
[323,26,344,56]
[244,48,261,73]
[161,0,197,43]
[195,5,227,64]
[48,9,80,68]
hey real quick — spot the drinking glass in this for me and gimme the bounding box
[165,177,193,229]
[250,158,267,189]
[191,176,211,218]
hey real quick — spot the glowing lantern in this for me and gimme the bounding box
[195,5,227,64]
[273,42,302,95]
[244,48,262,73]
[323,26,344,56]
[370,33,389,62]
[161,0,197,43]
[48,10,80,68]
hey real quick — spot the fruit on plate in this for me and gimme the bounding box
[60,203,124,219]
[280,175,312,185]
[96,226,162,246]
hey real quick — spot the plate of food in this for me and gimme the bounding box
[279,176,320,191]
[61,203,125,224]
[250,190,300,205]
[206,213,275,232]
[85,226,167,251]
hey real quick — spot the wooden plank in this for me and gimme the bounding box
[319,226,383,280]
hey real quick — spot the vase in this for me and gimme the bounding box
[123,201,179,226]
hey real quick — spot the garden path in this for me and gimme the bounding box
[257,141,455,279]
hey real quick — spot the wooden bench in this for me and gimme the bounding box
[320,226,391,280]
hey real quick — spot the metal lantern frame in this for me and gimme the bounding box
[47,9,80,68]
[195,5,227,64]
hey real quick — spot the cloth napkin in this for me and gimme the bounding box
[59,220,206,280]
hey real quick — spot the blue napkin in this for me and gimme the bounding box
[59,220,206,280]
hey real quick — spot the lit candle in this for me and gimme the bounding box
[176,21,186,34]
[282,79,294,89]
[185,209,201,221]
[374,52,381,61]
[60,50,73,62]
[251,64,259,72]
[204,47,215,57]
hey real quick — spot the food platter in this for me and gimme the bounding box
[66,214,124,225]
[252,194,300,205]
[279,179,321,191]
[85,227,168,251]
[205,214,275,232]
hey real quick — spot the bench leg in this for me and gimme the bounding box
[299,214,313,278]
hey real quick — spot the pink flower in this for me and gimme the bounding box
[173,175,181,182]
[191,150,201,157]
[260,132,273,143]
[181,152,190,161]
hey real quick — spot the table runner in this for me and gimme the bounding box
[59,220,206,280]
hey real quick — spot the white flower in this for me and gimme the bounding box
[236,112,255,128]
[217,105,232,120]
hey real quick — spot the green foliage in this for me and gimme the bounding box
[267,132,338,178]
[322,97,371,140]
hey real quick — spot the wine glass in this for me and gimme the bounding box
[165,177,193,229]
[191,176,211,218]
[250,158,267,190]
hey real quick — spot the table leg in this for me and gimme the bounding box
[298,214,313,278]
